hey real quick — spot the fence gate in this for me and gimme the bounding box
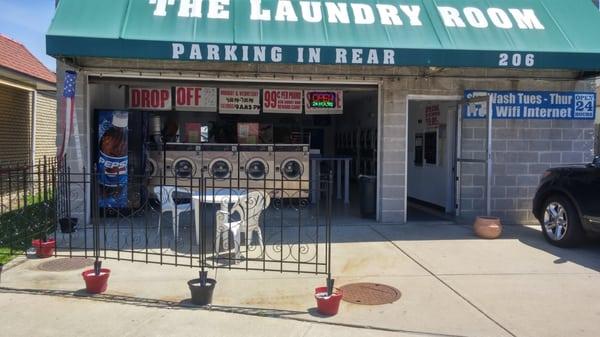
[1,158,335,288]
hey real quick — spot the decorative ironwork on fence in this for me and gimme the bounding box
[0,157,59,258]
[0,157,333,281]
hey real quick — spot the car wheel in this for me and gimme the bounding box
[541,195,584,247]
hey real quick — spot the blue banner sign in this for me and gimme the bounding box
[464,90,596,120]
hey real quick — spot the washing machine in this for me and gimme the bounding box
[169,144,201,189]
[146,143,201,194]
[273,144,310,199]
[200,144,239,190]
[146,144,169,197]
[146,150,163,190]
[238,144,276,194]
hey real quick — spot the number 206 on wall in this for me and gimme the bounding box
[499,53,535,67]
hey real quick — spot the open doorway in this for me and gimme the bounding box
[406,99,459,222]
[88,79,380,226]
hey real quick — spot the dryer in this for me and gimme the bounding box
[201,144,239,190]
[273,144,310,199]
[238,144,276,194]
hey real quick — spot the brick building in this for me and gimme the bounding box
[47,0,599,225]
[0,35,56,166]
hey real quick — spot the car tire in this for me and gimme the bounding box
[540,195,584,247]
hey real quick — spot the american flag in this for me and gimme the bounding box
[57,71,77,160]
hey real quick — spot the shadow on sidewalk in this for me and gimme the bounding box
[370,222,600,273]
[0,285,472,337]
[0,285,305,317]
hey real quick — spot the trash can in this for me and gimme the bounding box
[358,175,376,218]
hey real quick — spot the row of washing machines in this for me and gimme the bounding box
[146,143,310,199]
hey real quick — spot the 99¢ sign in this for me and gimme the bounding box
[262,89,303,114]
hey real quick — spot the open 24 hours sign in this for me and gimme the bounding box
[305,90,344,115]
[464,90,596,120]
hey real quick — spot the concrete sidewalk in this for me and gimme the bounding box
[1,223,600,337]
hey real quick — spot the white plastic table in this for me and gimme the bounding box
[192,188,247,244]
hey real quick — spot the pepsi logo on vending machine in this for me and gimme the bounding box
[97,110,129,208]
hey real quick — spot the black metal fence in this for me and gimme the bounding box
[0,158,333,280]
[0,157,59,257]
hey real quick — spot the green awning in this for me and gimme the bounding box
[47,0,600,70]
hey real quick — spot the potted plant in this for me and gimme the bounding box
[59,217,78,234]
[473,216,503,239]
[31,233,56,258]
[82,261,111,294]
[315,287,343,316]
[314,279,343,316]
[188,271,216,306]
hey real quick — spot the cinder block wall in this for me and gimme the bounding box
[490,119,594,224]
[56,59,595,225]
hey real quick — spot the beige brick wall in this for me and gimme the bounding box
[34,91,57,163]
[0,83,31,165]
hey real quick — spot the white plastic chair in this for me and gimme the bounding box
[154,186,193,238]
[215,191,271,258]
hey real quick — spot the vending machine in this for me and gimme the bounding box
[96,110,150,210]
[97,110,129,208]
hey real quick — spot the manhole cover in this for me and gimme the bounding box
[339,283,401,305]
[37,258,95,272]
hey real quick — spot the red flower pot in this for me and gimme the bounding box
[31,239,56,258]
[82,268,111,294]
[315,287,343,316]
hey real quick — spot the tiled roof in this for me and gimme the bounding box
[0,34,56,84]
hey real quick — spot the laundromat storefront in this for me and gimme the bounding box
[48,0,600,225]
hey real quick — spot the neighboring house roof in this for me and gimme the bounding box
[0,34,55,85]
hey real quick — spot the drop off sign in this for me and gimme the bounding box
[464,90,596,120]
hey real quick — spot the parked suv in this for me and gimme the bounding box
[532,156,600,247]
